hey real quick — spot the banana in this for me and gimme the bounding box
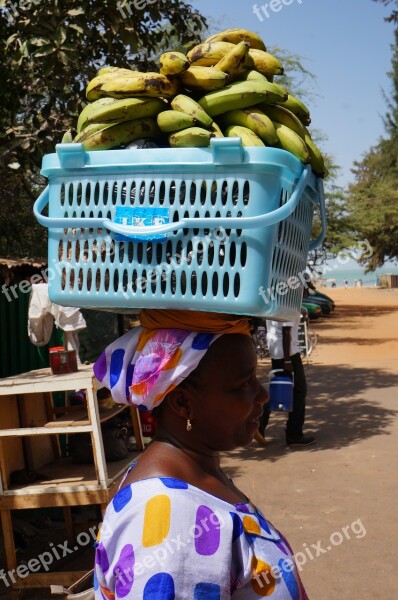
[171,94,213,129]
[86,71,140,101]
[273,122,310,164]
[205,28,267,52]
[214,40,250,81]
[219,108,278,145]
[179,66,229,91]
[275,89,311,125]
[159,51,190,76]
[303,131,327,177]
[157,110,197,132]
[240,70,270,83]
[211,121,224,137]
[61,130,74,143]
[74,122,112,143]
[169,127,215,148]
[97,66,139,76]
[248,49,284,76]
[260,104,307,139]
[187,41,235,67]
[101,73,181,99]
[87,97,166,125]
[82,118,161,151]
[224,125,265,147]
[77,98,119,132]
[197,81,284,117]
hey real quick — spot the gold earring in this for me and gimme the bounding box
[186,418,192,432]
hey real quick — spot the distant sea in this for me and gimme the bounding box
[314,266,398,288]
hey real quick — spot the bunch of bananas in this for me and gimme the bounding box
[63,28,327,178]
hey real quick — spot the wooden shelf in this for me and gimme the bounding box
[44,404,128,428]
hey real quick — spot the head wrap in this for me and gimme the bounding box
[93,310,251,411]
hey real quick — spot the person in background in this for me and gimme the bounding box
[255,314,316,447]
[93,310,310,598]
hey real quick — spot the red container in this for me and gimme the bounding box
[49,346,78,375]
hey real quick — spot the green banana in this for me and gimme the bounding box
[74,122,112,143]
[171,94,213,129]
[211,121,224,137]
[197,81,283,117]
[224,125,265,147]
[187,41,235,67]
[169,127,215,148]
[260,104,307,139]
[273,122,310,164]
[86,97,166,125]
[101,73,181,99]
[157,110,197,132]
[179,66,229,91]
[82,118,160,151]
[248,49,284,76]
[159,51,190,76]
[77,98,118,132]
[205,28,267,52]
[61,130,74,143]
[240,70,270,83]
[214,40,250,81]
[303,131,327,177]
[219,108,278,145]
[275,89,311,125]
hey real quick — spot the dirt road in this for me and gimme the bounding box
[222,287,398,598]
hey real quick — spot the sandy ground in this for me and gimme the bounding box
[222,287,398,598]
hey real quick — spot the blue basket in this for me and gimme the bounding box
[34,138,326,319]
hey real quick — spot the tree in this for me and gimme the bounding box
[373,0,398,23]
[0,0,207,257]
[347,27,398,271]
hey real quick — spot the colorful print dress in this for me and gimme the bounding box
[94,469,309,599]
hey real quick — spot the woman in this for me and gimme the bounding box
[93,310,309,599]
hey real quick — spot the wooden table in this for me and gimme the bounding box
[0,365,144,594]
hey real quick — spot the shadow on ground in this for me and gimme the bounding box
[224,363,398,471]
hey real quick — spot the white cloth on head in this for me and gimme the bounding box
[265,316,301,360]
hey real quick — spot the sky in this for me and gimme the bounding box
[192,0,395,189]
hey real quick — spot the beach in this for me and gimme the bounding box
[222,286,398,598]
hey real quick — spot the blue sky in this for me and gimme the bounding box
[193,0,395,189]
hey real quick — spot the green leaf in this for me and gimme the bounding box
[57,51,69,66]
[29,37,51,47]
[53,28,67,46]
[69,24,84,34]
[34,45,56,57]
[67,8,85,16]
[5,33,19,47]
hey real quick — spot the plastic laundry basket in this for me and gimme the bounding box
[34,138,326,320]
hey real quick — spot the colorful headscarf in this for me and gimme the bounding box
[93,310,251,411]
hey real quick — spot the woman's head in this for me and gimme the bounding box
[154,333,268,451]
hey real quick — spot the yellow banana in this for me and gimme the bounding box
[74,122,113,143]
[205,28,267,52]
[219,108,278,145]
[273,122,310,164]
[240,70,270,83]
[87,97,166,125]
[224,125,265,147]
[260,104,307,139]
[248,49,284,76]
[303,131,327,178]
[211,121,224,137]
[187,41,235,67]
[171,94,213,129]
[279,93,311,125]
[157,110,197,132]
[86,71,140,101]
[82,118,160,151]
[198,81,284,117]
[169,127,215,148]
[214,40,250,81]
[159,51,190,76]
[101,73,181,99]
[77,98,119,132]
[97,66,139,76]
[179,66,229,91]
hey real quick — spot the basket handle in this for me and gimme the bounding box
[33,165,312,234]
[308,177,327,251]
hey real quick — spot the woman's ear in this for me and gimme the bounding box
[165,385,193,420]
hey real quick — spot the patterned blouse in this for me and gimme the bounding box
[94,468,309,599]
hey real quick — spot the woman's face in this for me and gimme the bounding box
[186,334,268,451]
